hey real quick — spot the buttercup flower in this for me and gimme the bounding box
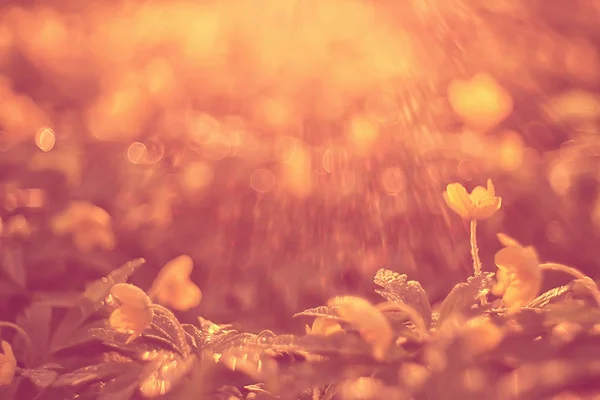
[328,296,393,361]
[51,201,116,253]
[109,283,153,343]
[0,340,16,386]
[443,179,502,220]
[491,234,542,309]
[148,255,202,312]
[305,317,344,336]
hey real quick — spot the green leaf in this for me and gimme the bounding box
[374,268,432,328]
[263,331,407,360]
[437,273,494,324]
[139,352,197,398]
[150,308,190,356]
[20,368,58,388]
[527,284,571,308]
[50,258,146,352]
[183,323,257,353]
[75,363,144,400]
[217,347,279,392]
[52,362,134,387]
[53,319,160,357]
[292,306,342,320]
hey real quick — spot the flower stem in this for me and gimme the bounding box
[312,387,320,400]
[469,219,483,276]
[376,302,428,338]
[539,262,600,308]
[0,321,34,367]
[149,304,191,358]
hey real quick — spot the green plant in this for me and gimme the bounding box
[2,179,600,399]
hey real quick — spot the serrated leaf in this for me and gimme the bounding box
[243,383,272,395]
[374,268,432,328]
[218,347,279,392]
[181,324,207,352]
[527,285,571,308]
[437,273,494,324]
[185,324,257,353]
[292,306,342,320]
[213,332,259,353]
[571,277,600,302]
[96,369,142,400]
[151,309,190,356]
[139,351,197,398]
[373,268,407,287]
[20,368,58,388]
[70,363,144,400]
[89,326,176,354]
[262,331,407,360]
[53,319,160,357]
[50,258,146,353]
[52,362,134,387]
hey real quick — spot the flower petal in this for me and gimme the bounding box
[470,196,501,220]
[109,305,152,334]
[496,233,522,248]
[0,340,16,386]
[486,179,496,196]
[491,269,511,296]
[169,282,202,312]
[163,255,194,279]
[493,241,542,309]
[443,183,472,218]
[111,283,152,308]
[469,186,489,203]
[1,341,15,363]
[149,255,195,299]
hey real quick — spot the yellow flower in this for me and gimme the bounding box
[305,317,344,336]
[148,255,202,312]
[51,201,116,252]
[108,283,153,343]
[0,340,16,386]
[328,296,393,361]
[443,179,502,220]
[491,234,542,309]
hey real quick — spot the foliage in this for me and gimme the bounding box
[2,198,600,399]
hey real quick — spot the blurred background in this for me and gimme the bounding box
[0,0,599,333]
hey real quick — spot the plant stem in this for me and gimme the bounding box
[539,262,600,308]
[469,219,483,276]
[0,321,34,367]
[376,302,428,338]
[149,304,191,358]
[312,387,321,400]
